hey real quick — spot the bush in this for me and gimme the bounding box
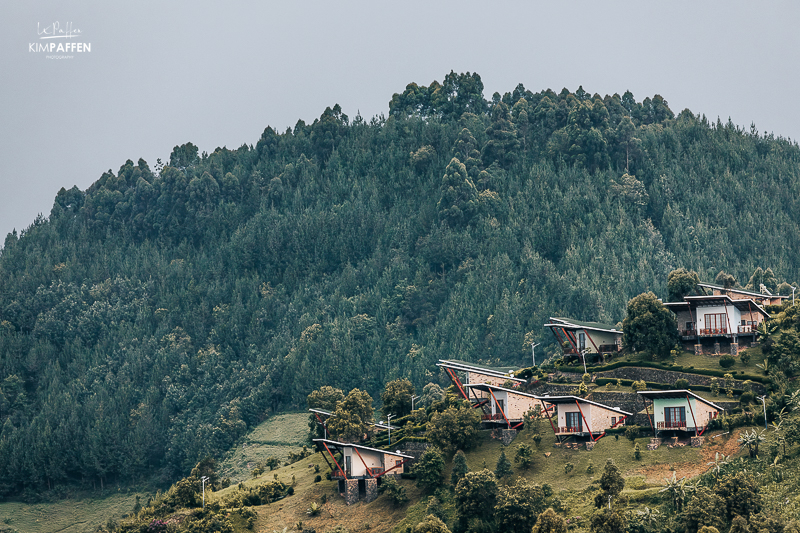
[379,477,408,507]
[631,380,647,392]
[634,443,642,460]
[564,462,574,474]
[719,355,735,368]
[740,351,751,365]
[675,378,689,389]
[625,426,640,441]
[739,391,755,405]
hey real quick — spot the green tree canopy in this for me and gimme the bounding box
[622,292,679,358]
[412,446,445,492]
[327,389,374,442]
[413,515,452,533]
[455,469,498,526]
[381,378,415,419]
[451,449,469,485]
[494,478,545,533]
[667,268,700,302]
[532,508,568,533]
[426,405,481,455]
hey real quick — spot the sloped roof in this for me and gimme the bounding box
[437,360,525,382]
[463,383,539,399]
[545,317,621,334]
[536,394,633,416]
[663,295,770,317]
[637,389,725,411]
[313,439,413,458]
[697,282,787,300]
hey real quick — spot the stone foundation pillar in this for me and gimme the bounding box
[343,479,359,505]
[646,438,662,451]
[713,342,720,355]
[730,343,738,356]
[694,344,703,356]
[501,429,518,445]
[671,436,679,446]
[585,441,595,451]
[690,436,705,447]
[364,478,378,503]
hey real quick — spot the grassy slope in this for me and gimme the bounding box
[0,493,139,533]
[218,412,312,484]
[0,397,767,533]
[221,415,750,533]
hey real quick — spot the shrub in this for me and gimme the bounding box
[314,475,322,483]
[287,486,294,495]
[586,460,594,475]
[710,378,720,396]
[564,462,574,474]
[631,380,647,392]
[739,391,755,405]
[675,378,689,389]
[634,443,642,460]
[625,426,640,441]
[740,351,751,365]
[719,355,735,368]
[379,477,408,506]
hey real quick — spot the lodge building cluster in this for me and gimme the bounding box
[312,281,779,503]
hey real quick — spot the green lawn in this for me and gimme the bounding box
[617,346,766,375]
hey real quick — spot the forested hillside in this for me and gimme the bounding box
[1,71,799,496]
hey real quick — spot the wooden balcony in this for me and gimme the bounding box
[556,426,582,435]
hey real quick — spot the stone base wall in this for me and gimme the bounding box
[585,441,595,451]
[595,368,764,394]
[364,478,377,503]
[690,436,705,447]
[343,479,359,505]
[501,429,518,445]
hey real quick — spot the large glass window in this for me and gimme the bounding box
[565,412,582,431]
[704,313,728,333]
[664,407,686,428]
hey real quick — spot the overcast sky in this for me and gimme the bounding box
[1,1,799,244]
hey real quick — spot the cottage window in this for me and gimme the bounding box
[611,416,616,425]
[578,332,586,351]
[704,313,727,333]
[565,412,582,432]
[664,407,686,428]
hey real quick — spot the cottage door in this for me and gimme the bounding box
[345,455,352,477]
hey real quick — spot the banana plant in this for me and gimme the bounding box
[706,452,730,482]
[659,472,698,511]
[738,429,766,458]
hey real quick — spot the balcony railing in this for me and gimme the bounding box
[481,413,506,421]
[698,327,728,336]
[657,421,689,429]
[557,426,582,434]
[598,344,622,353]
[738,325,754,334]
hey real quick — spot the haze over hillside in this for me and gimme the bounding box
[1,72,800,496]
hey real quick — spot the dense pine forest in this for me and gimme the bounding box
[1,71,800,497]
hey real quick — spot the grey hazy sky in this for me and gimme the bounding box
[2,1,799,244]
